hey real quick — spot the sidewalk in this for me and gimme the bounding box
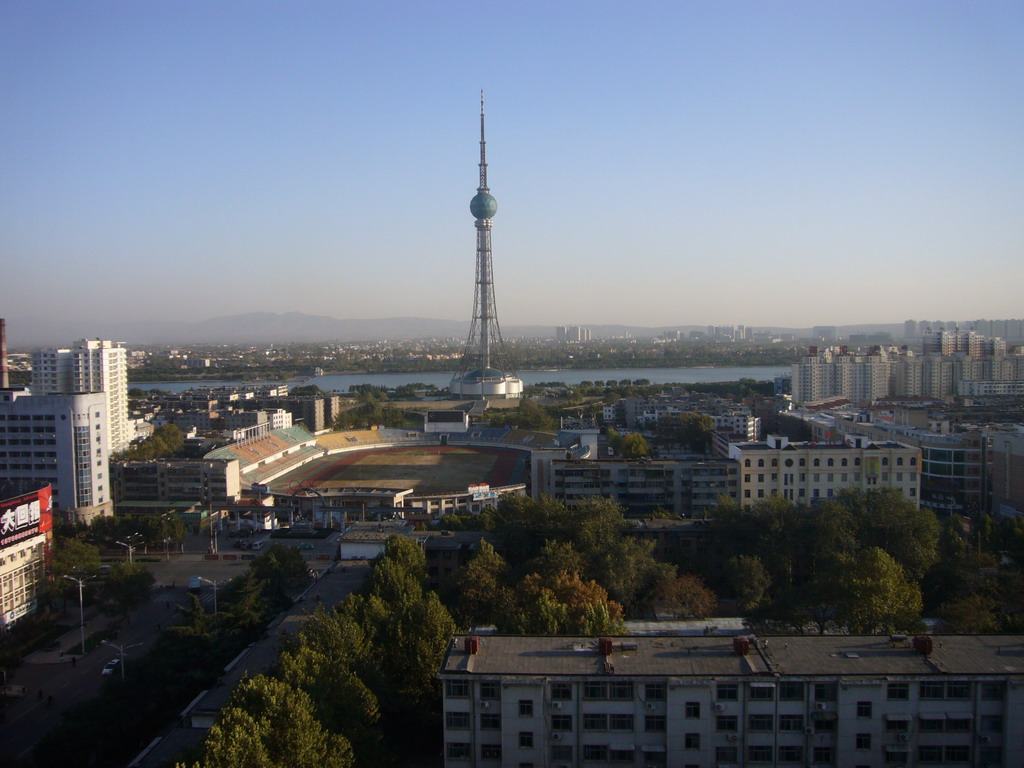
[22,606,116,666]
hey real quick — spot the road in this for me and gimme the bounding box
[0,532,338,762]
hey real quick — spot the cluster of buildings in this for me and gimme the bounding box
[792,331,1024,405]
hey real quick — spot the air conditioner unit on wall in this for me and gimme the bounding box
[897,734,908,743]
[714,703,725,712]
[646,703,657,710]
[727,734,738,742]
[551,701,562,710]
[480,701,490,709]
[815,702,827,711]
[552,733,562,741]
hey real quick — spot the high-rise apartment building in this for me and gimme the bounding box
[0,388,111,522]
[32,339,131,453]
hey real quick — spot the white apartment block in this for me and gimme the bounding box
[31,339,131,453]
[440,633,1022,768]
[0,388,111,522]
[792,346,1024,405]
[728,435,919,508]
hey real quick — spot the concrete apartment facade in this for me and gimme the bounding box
[439,633,1022,768]
[545,458,739,518]
[111,458,242,506]
[728,435,920,508]
[31,339,131,453]
[0,388,111,522]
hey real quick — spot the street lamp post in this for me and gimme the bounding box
[63,574,95,656]
[100,640,143,681]
[115,532,142,563]
[198,577,228,615]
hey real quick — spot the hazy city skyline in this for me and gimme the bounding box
[2,2,1022,333]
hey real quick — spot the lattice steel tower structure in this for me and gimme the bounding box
[449,94,522,399]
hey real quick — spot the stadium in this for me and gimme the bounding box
[208,424,591,521]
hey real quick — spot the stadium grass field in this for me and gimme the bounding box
[269,445,526,496]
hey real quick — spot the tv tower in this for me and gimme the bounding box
[449,93,523,399]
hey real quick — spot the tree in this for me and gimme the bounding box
[47,536,102,607]
[200,675,353,768]
[660,412,715,451]
[836,488,939,580]
[100,562,155,619]
[833,548,923,634]
[620,432,651,459]
[454,540,514,627]
[650,572,717,618]
[505,571,625,635]
[725,555,772,613]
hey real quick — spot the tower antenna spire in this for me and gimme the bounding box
[479,90,488,192]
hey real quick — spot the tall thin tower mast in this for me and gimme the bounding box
[450,93,522,400]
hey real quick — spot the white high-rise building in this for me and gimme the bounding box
[32,339,130,453]
[0,388,111,522]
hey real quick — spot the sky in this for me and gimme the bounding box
[2,1,1022,333]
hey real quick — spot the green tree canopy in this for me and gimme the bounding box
[200,675,353,768]
[620,432,651,458]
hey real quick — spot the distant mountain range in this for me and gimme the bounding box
[5,312,905,347]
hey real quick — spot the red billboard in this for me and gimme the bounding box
[0,485,51,550]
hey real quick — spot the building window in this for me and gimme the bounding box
[715,747,738,763]
[884,748,909,764]
[684,733,700,750]
[519,732,533,748]
[814,716,836,733]
[446,742,471,759]
[644,715,666,732]
[856,734,871,749]
[551,745,572,761]
[749,684,774,700]
[946,717,971,732]
[685,701,701,718]
[919,716,945,732]
[645,682,666,701]
[609,748,634,762]
[480,744,501,760]
[446,711,470,729]
[980,682,1005,700]
[886,683,909,700]
[920,681,945,699]
[551,683,572,700]
[519,700,533,717]
[584,713,607,730]
[779,714,804,731]
[946,681,970,699]
[885,718,909,733]
[480,681,500,699]
[717,683,738,700]
[812,746,835,764]
[480,713,501,730]
[944,746,970,762]
[981,715,1003,732]
[814,682,837,701]
[918,745,943,762]
[856,701,872,718]
[583,745,608,761]
[778,745,804,762]
[584,681,607,699]
[609,681,634,700]
[446,680,469,698]
[749,714,773,731]
[551,715,572,731]
[748,745,773,762]
[779,681,804,701]
[609,714,634,730]
[716,715,738,732]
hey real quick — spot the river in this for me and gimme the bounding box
[133,365,792,394]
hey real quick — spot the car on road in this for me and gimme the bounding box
[101,658,121,676]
